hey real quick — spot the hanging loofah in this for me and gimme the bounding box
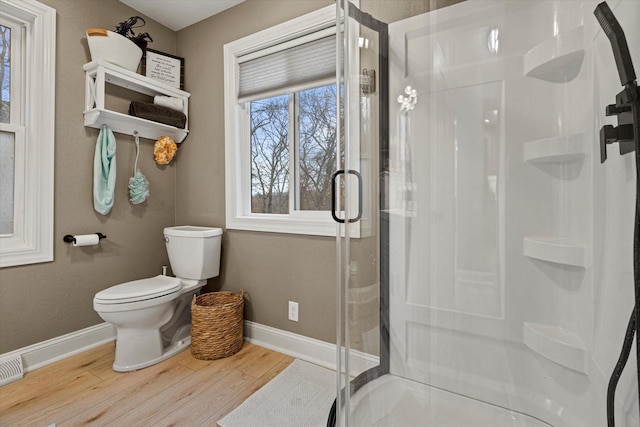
[129,170,149,204]
[129,132,150,204]
[154,135,178,165]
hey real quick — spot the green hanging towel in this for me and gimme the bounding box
[93,125,117,215]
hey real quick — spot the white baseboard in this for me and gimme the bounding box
[1,320,379,378]
[0,323,116,374]
[243,320,379,375]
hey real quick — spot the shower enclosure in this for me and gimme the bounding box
[333,0,639,425]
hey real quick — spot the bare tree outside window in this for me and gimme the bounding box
[250,94,290,214]
[298,84,338,211]
[249,84,340,215]
[0,24,10,124]
[0,24,12,234]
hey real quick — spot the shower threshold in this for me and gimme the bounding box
[347,374,552,426]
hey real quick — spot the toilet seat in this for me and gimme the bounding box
[94,275,182,304]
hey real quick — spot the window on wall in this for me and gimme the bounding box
[249,84,339,215]
[1,20,21,236]
[224,5,350,236]
[0,0,55,268]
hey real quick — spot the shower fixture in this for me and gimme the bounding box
[596,2,639,163]
[594,2,640,426]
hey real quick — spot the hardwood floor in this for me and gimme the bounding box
[0,342,294,426]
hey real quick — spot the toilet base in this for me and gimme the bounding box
[113,336,191,372]
[110,291,199,372]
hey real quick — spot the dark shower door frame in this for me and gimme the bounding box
[328,1,389,425]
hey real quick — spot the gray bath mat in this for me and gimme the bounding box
[218,359,336,427]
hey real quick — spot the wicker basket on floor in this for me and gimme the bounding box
[191,290,244,360]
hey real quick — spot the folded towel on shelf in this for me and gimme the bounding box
[129,101,187,128]
[154,95,184,111]
[93,125,117,215]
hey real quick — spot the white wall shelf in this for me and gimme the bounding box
[523,237,587,267]
[523,322,587,374]
[523,133,585,163]
[83,60,190,142]
[84,109,187,143]
[523,26,585,83]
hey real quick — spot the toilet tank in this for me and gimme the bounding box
[164,226,222,280]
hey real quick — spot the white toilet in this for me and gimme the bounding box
[93,226,222,372]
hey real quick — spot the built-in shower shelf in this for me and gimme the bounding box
[523,237,587,267]
[523,26,585,83]
[523,322,587,373]
[523,134,584,163]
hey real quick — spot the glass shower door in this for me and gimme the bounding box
[334,0,386,424]
[335,0,640,426]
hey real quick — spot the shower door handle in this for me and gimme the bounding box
[331,169,363,224]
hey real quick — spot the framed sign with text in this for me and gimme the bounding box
[142,49,185,90]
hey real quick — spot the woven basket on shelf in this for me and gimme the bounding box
[191,289,244,360]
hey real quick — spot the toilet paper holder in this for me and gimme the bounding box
[63,233,107,244]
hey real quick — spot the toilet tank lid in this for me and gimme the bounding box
[164,226,222,238]
[95,275,182,303]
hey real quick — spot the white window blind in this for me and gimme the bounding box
[237,34,336,103]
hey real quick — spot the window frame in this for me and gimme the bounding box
[0,0,55,268]
[224,5,361,237]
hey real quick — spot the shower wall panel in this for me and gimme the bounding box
[386,0,639,425]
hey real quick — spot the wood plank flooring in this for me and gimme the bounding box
[0,342,294,426]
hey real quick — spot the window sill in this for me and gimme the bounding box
[226,214,339,237]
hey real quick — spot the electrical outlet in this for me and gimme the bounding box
[288,301,299,322]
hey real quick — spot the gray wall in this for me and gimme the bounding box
[0,0,178,353]
[176,0,338,345]
[0,0,343,354]
[362,0,465,23]
[0,0,467,355]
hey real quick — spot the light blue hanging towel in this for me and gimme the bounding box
[93,125,117,215]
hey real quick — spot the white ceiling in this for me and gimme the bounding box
[119,0,246,31]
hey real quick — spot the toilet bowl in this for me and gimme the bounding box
[93,226,222,372]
